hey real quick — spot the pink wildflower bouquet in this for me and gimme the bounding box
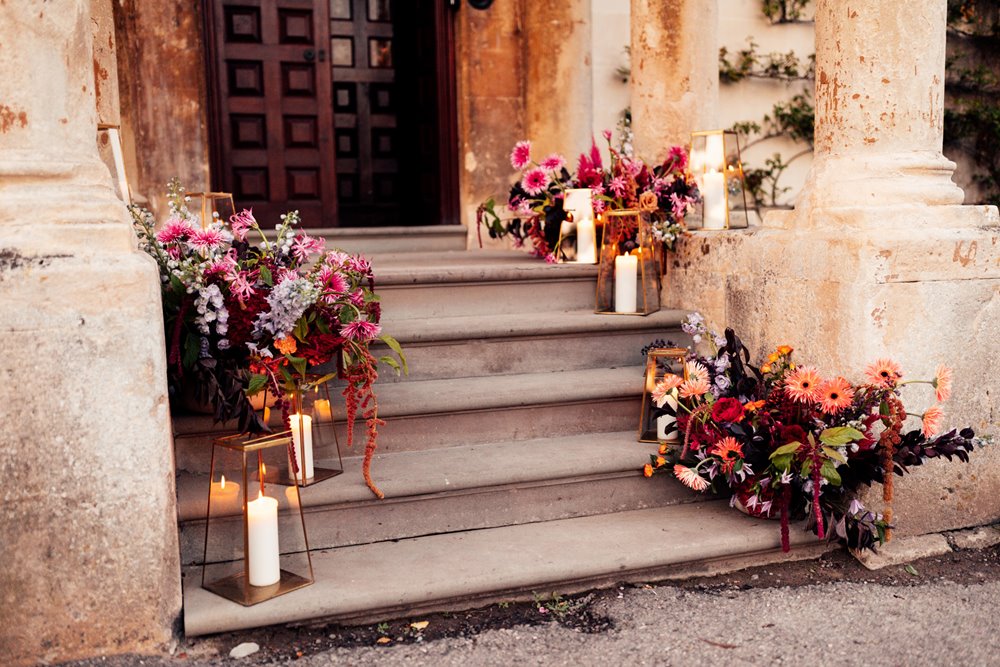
[477,132,701,260]
[132,180,404,497]
[644,313,982,552]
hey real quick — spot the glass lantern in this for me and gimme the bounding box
[556,188,599,264]
[201,431,314,606]
[595,209,660,316]
[186,191,236,229]
[639,348,689,443]
[687,130,750,230]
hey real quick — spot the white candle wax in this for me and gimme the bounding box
[656,393,679,441]
[314,399,333,423]
[576,215,597,264]
[614,254,638,313]
[705,133,725,169]
[247,491,281,587]
[210,474,240,506]
[289,413,314,483]
[702,170,727,230]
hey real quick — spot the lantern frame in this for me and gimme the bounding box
[555,188,600,264]
[186,191,236,229]
[687,129,750,230]
[595,209,661,316]
[638,348,689,443]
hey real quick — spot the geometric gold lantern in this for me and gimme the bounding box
[201,431,314,606]
[285,374,344,487]
[639,347,689,443]
[186,191,236,229]
[595,209,660,316]
[556,188,599,264]
[687,129,750,230]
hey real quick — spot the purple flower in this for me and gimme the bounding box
[510,140,531,170]
[521,167,549,196]
[341,319,382,342]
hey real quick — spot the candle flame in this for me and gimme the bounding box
[261,462,267,475]
[257,490,263,500]
[220,475,226,490]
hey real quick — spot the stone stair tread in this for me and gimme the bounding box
[382,307,688,342]
[183,501,821,636]
[175,430,666,522]
[372,249,599,285]
[172,366,645,436]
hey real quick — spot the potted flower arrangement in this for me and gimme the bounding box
[644,313,983,552]
[132,180,403,497]
[477,131,701,261]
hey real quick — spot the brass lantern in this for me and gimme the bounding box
[639,348,689,443]
[595,209,660,315]
[556,188,599,264]
[688,130,749,230]
[186,191,236,229]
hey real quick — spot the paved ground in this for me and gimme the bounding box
[64,539,1000,667]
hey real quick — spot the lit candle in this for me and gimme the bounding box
[576,215,597,264]
[314,399,333,423]
[288,413,314,483]
[246,490,280,587]
[210,474,240,506]
[702,170,727,230]
[263,406,271,424]
[614,253,638,313]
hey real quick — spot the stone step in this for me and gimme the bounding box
[175,431,696,565]
[182,501,830,636]
[274,225,468,255]
[173,366,647,473]
[377,308,687,381]
[372,250,601,319]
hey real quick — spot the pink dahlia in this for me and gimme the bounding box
[156,217,195,244]
[291,233,325,262]
[229,208,256,242]
[341,319,382,342]
[540,154,565,171]
[510,140,532,170]
[189,227,226,251]
[521,167,549,196]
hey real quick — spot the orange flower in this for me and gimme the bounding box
[922,404,944,437]
[643,464,654,478]
[679,376,711,399]
[934,365,953,402]
[685,361,710,386]
[777,345,793,356]
[655,456,667,467]
[818,377,855,414]
[785,366,823,404]
[761,364,772,374]
[275,336,298,355]
[767,352,780,364]
[744,400,767,412]
[863,358,902,388]
[652,374,683,406]
[658,443,669,455]
[710,436,744,474]
[674,464,710,492]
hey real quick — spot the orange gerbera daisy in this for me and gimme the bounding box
[818,377,855,414]
[679,376,711,399]
[674,464,710,492]
[922,404,944,437]
[651,374,683,406]
[711,436,744,474]
[863,358,902,388]
[643,464,654,478]
[685,361,710,386]
[934,365,953,402]
[785,366,823,403]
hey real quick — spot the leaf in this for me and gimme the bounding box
[820,426,864,446]
[246,373,268,396]
[770,442,802,458]
[307,372,337,389]
[259,265,274,287]
[822,446,848,463]
[409,621,429,631]
[820,459,842,486]
[800,457,812,479]
[287,354,307,378]
[379,356,401,374]
[904,564,919,576]
[771,454,793,472]
[182,335,200,369]
[379,333,409,375]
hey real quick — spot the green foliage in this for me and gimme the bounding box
[719,39,815,83]
[761,0,813,24]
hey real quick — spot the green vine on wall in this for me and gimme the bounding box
[761,0,813,24]
[719,40,815,83]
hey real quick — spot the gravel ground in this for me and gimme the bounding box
[62,542,1000,667]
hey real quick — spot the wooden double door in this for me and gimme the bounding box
[204,0,458,228]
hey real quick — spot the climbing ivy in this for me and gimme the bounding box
[761,0,813,24]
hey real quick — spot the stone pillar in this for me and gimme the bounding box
[630,0,718,161]
[524,1,593,159]
[665,0,1000,536]
[0,2,181,665]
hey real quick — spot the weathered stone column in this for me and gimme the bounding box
[666,0,1000,537]
[0,2,181,665]
[630,0,718,161]
[524,1,593,158]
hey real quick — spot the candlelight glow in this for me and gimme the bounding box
[220,475,226,490]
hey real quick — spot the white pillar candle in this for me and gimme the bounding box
[614,253,638,313]
[314,399,333,423]
[288,413,314,483]
[702,170,727,230]
[246,491,281,587]
[576,215,597,264]
[705,133,725,169]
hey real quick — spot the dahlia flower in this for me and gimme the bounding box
[521,167,549,196]
[510,140,531,170]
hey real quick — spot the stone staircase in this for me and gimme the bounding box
[174,248,827,637]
